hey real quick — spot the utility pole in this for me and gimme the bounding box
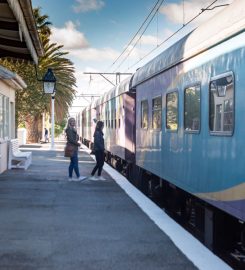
[76,94,101,103]
[83,72,132,86]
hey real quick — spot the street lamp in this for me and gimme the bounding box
[50,92,55,150]
[43,68,56,94]
[42,68,56,150]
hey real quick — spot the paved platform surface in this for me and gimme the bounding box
[0,140,199,270]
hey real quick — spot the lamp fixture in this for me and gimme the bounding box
[35,66,56,94]
[43,68,56,94]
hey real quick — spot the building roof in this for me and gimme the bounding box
[0,64,27,90]
[0,0,43,64]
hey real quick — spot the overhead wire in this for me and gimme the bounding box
[182,0,185,26]
[85,0,221,95]
[112,0,165,72]
[80,74,94,103]
[124,0,220,72]
[105,0,164,72]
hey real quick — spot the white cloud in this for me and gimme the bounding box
[159,0,232,25]
[50,21,89,50]
[73,0,105,13]
[138,35,159,46]
[69,47,119,61]
[49,22,140,72]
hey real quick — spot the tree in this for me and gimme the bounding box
[0,8,76,142]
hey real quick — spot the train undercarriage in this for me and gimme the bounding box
[104,150,245,270]
[82,137,244,269]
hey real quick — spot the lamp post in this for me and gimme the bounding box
[42,68,56,150]
[51,92,55,149]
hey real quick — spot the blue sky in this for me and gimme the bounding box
[32,0,232,116]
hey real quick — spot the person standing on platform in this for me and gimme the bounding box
[65,117,86,181]
[90,121,106,180]
[44,128,49,143]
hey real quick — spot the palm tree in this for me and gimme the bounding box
[33,8,52,40]
[39,40,76,122]
[0,8,76,142]
[34,7,76,123]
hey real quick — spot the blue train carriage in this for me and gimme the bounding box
[81,101,97,148]
[132,0,245,254]
[95,76,136,174]
[81,91,107,148]
[75,109,83,140]
[81,107,86,144]
[81,105,90,147]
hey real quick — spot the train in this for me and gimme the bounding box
[77,0,245,264]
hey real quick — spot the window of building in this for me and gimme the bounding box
[0,95,3,138]
[184,85,200,132]
[152,96,162,130]
[141,100,148,129]
[5,97,9,138]
[0,94,9,139]
[166,91,178,131]
[209,73,234,135]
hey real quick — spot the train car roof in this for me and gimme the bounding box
[84,102,93,111]
[99,75,133,105]
[132,0,245,87]
[117,75,133,95]
[94,96,102,107]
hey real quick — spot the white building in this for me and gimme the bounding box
[0,0,43,173]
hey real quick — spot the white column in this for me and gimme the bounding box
[42,112,45,141]
[51,95,55,150]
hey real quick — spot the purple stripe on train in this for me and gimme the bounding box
[204,199,245,221]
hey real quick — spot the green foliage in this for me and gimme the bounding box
[0,59,50,125]
[54,122,65,137]
[54,119,67,137]
[0,7,76,128]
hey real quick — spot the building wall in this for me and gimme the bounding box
[0,79,16,173]
[0,80,15,139]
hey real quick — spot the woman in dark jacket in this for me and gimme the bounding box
[90,121,105,180]
[65,117,84,181]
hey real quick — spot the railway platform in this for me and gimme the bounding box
[0,140,232,270]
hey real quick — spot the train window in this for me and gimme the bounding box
[110,109,113,129]
[141,100,148,129]
[152,96,162,129]
[184,85,200,132]
[115,109,117,129]
[166,91,178,131]
[209,73,234,135]
[108,110,110,128]
[106,111,110,128]
[88,111,91,127]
